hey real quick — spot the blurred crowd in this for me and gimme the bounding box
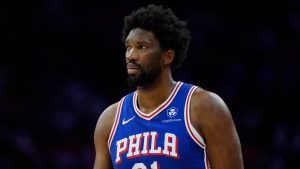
[1,0,299,169]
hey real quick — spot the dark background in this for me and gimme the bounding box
[1,0,299,168]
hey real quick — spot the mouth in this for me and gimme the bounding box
[127,68,140,75]
[127,63,141,75]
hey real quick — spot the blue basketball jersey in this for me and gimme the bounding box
[108,81,209,169]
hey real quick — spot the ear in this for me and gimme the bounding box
[162,49,175,65]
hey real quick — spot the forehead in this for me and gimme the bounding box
[125,28,158,44]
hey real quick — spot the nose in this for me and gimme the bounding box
[126,47,138,61]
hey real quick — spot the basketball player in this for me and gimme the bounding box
[93,4,244,169]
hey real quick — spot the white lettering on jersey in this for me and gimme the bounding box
[149,132,162,155]
[115,132,179,165]
[127,133,142,158]
[141,132,150,155]
[115,138,128,164]
[163,133,179,158]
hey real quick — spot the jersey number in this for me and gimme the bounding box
[132,161,159,169]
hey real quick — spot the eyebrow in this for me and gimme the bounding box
[125,40,151,45]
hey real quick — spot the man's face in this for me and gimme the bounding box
[125,28,162,88]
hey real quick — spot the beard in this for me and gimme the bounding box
[127,61,161,89]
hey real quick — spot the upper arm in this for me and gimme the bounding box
[93,102,119,169]
[190,89,244,169]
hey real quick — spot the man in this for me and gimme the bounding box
[94,4,244,169]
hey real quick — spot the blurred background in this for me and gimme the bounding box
[1,0,299,168]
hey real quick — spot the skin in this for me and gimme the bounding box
[93,28,244,169]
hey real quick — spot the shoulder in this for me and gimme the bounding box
[189,87,244,168]
[93,100,124,169]
[190,87,233,133]
[191,88,230,114]
[94,100,121,141]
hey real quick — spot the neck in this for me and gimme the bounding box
[136,71,176,114]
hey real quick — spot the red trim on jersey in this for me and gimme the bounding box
[133,81,183,120]
[185,86,206,148]
[108,97,125,149]
[205,153,210,169]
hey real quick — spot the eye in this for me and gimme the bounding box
[138,44,147,49]
[125,45,132,51]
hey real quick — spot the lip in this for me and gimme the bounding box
[127,63,140,74]
[127,63,140,69]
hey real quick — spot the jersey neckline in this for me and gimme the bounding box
[133,81,183,120]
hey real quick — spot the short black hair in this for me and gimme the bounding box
[122,4,191,70]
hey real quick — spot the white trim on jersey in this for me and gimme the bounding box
[108,97,125,149]
[133,81,183,120]
[204,150,210,169]
[184,86,206,149]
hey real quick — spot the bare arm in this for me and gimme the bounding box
[191,89,244,169]
[93,102,119,169]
